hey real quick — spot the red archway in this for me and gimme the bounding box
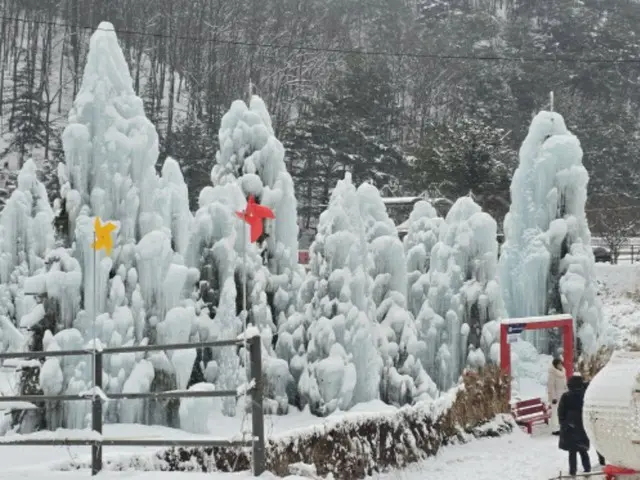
[500,314,574,398]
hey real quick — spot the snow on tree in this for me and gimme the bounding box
[403,200,444,318]
[417,196,503,390]
[357,183,436,405]
[498,111,603,355]
[282,173,382,415]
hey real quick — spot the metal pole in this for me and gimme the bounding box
[249,336,265,476]
[242,217,248,326]
[91,228,102,475]
[91,351,103,475]
[92,229,97,391]
[241,214,254,470]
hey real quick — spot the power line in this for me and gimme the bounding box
[3,14,640,64]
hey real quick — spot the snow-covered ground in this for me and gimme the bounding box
[3,427,602,480]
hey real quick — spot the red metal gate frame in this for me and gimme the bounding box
[500,314,574,398]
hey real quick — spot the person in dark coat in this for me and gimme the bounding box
[583,380,606,467]
[558,375,592,476]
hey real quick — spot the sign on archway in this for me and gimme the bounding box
[500,314,574,396]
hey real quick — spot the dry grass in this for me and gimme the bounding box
[159,367,512,479]
[576,342,640,381]
[576,346,615,380]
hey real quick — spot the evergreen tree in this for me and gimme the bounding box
[2,65,54,167]
[410,117,515,221]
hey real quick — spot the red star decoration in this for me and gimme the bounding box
[236,195,275,243]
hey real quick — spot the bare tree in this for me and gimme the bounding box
[595,207,636,264]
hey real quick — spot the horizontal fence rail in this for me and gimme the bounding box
[0,338,246,360]
[0,336,265,476]
[0,437,253,447]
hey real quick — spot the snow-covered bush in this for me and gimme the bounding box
[498,111,603,354]
[403,200,444,318]
[417,196,503,390]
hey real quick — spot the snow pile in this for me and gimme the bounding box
[281,173,382,415]
[499,111,603,355]
[403,200,444,318]
[595,263,640,297]
[178,382,222,434]
[417,196,504,390]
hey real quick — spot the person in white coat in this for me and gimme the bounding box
[547,357,567,435]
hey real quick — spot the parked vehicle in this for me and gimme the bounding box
[592,246,612,263]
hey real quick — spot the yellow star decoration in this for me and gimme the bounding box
[91,217,117,256]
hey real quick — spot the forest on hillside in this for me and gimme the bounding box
[1,0,640,237]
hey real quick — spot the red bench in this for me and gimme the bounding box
[511,397,551,434]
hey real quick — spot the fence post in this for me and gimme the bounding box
[249,336,265,476]
[91,351,103,476]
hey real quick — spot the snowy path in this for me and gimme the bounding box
[372,428,582,480]
[3,427,594,480]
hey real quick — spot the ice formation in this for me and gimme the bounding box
[403,200,444,318]
[0,23,204,429]
[358,184,436,405]
[209,96,301,413]
[417,196,503,390]
[498,111,602,354]
[212,96,303,326]
[0,159,55,353]
[282,173,382,415]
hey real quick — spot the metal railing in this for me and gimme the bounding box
[0,336,265,476]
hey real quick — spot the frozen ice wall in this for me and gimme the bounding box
[403,200,444,318]
[282,173,382,415]
[499,111,602,354]
[417,196,503,390]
